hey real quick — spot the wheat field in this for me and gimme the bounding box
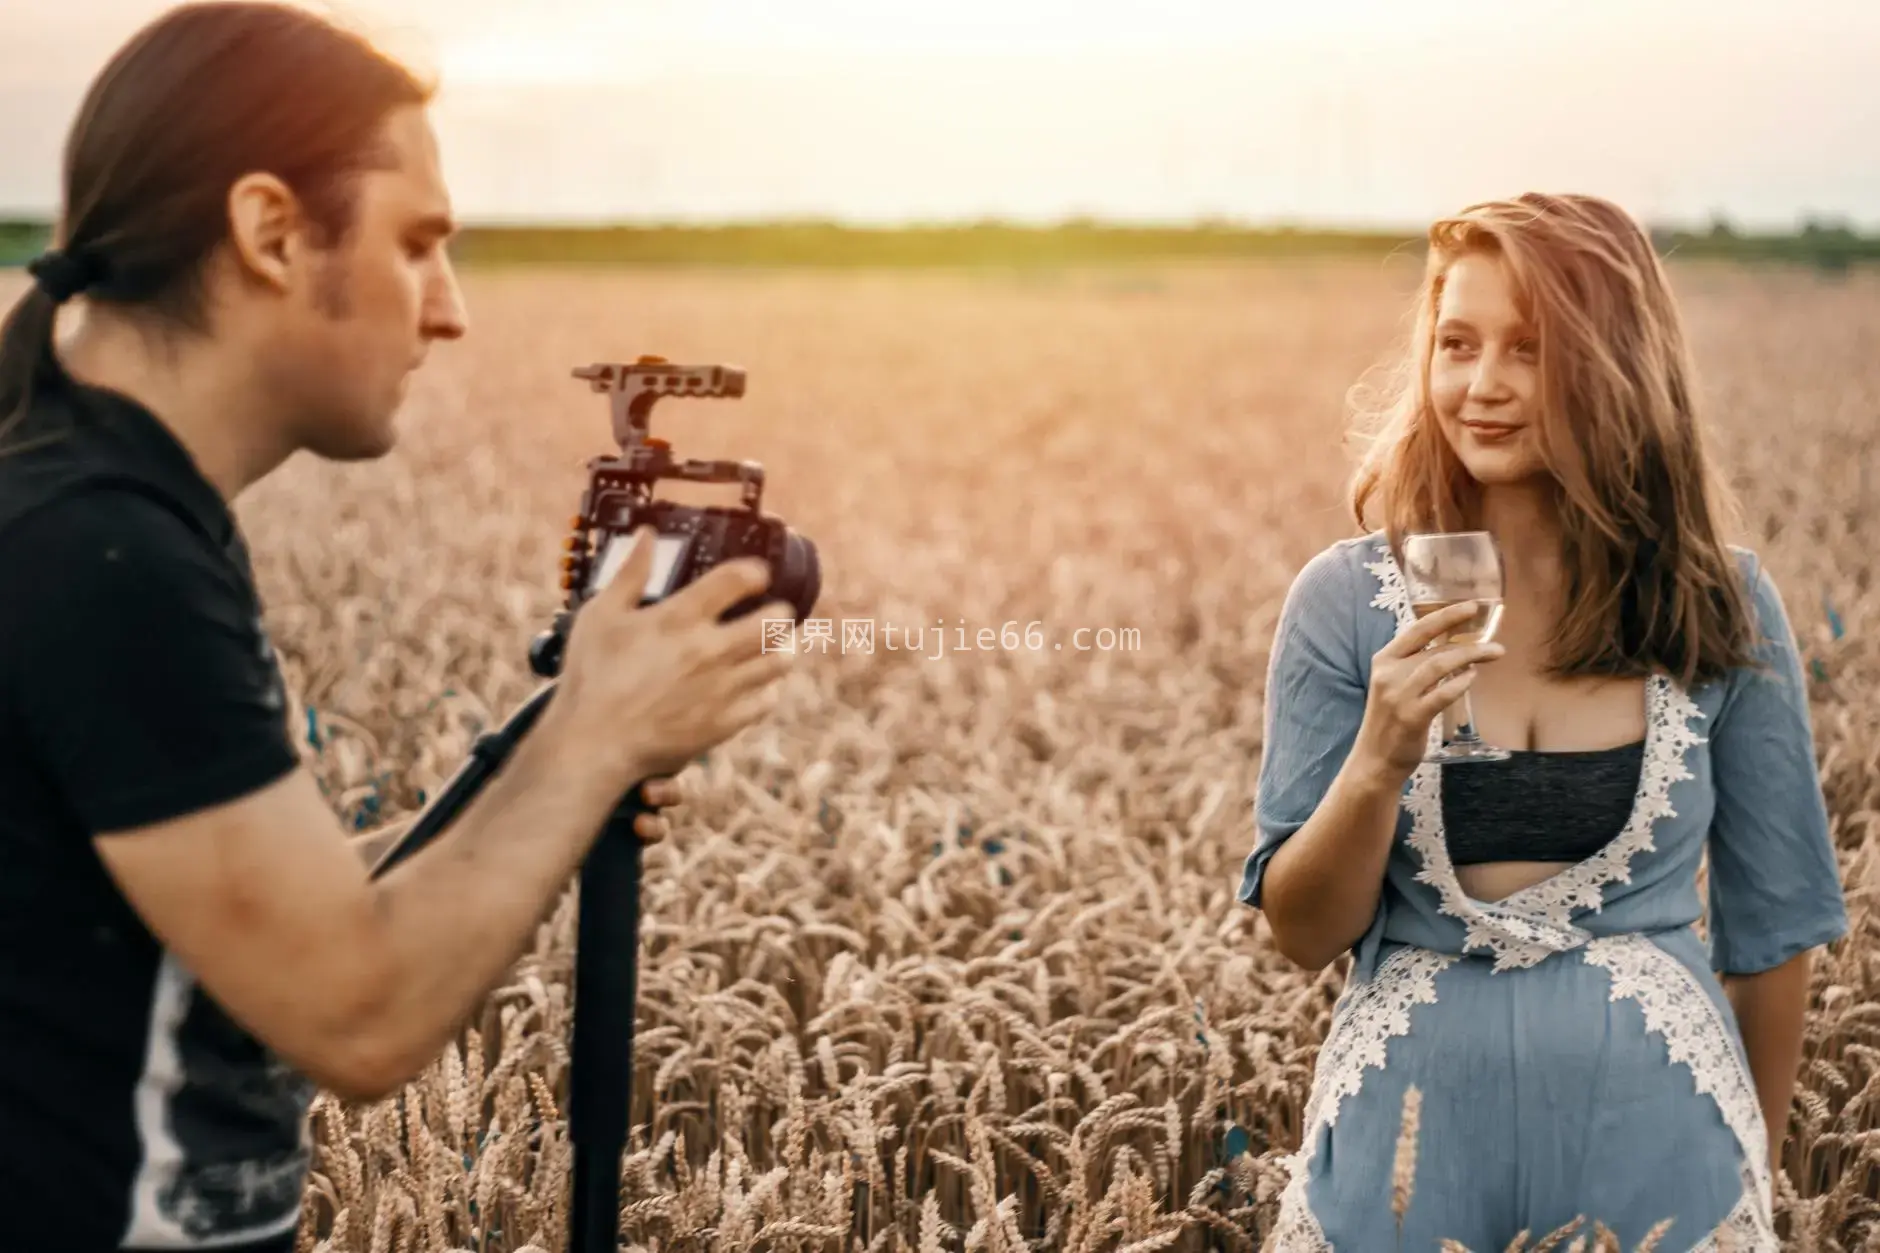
[17,258,1880,1251]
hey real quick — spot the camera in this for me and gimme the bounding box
[528,356,821,680]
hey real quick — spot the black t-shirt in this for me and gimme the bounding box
[0,377,311,1251]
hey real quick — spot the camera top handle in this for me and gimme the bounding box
[572,356,746,450]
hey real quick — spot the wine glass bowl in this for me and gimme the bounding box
[1400,531,1511,764]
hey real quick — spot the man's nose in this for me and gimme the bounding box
[424,259,469,341]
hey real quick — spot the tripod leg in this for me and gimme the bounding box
[568,791,649,1253]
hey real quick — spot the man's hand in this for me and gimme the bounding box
[552,526,794,788]
[630,776,682,843]
[345,775,683,869]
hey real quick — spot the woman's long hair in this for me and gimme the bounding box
[0,1,433,444]
[1347,191,1760,688]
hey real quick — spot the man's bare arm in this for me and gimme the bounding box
[347,816,413,869]
[94,703,630,1102]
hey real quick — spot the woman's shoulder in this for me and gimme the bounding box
[1722,542,1763,584]
[1300,528,1399,587]
[1718,542,1796,643]
[1278,529,1402,636]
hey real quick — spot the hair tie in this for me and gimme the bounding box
[26,248,98,304]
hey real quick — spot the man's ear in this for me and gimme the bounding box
[226,171,302,295]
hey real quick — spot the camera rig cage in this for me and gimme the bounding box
[367,358,819,1253]
[528,356,820,679]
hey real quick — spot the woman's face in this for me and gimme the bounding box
[1428,252,1549,486]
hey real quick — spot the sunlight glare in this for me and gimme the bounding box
[437,27,617,86]
[427,0,1428,87]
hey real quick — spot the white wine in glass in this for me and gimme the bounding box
[1410,598,1505,646]
[1401,531,1511,763]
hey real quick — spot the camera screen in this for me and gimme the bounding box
[591,532,687,601]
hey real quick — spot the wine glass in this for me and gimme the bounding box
[1400,531,1510,764]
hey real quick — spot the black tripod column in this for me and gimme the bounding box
[567,787,651,1253]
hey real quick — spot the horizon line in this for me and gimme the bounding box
[1,212,1874,237]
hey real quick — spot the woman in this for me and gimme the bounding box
[1240,192,1848,1250]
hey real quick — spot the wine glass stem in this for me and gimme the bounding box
[1452,689,1484,745]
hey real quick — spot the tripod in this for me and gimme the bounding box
[367,660,654,1253]
[355,353,820,1250]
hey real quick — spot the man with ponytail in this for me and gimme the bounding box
[0,5,793,1249]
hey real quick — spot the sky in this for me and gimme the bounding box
[2,0,1878,230]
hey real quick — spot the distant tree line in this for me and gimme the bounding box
[2,214,1874,271]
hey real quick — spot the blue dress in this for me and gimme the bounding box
[1238,533,1850,1252]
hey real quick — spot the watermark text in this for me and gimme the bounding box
[762,618,1142,660]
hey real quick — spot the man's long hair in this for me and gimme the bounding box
[0,1,434,441]
[1346,191,1760,689]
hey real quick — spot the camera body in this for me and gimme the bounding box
[529,357,821,680]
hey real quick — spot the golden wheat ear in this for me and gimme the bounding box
[1631,1217,1676,1253]
[1392,1083,1422,1238]
[1529,1214,1585,1252]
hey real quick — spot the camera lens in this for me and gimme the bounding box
[773,532,821,622]
[718,529,820,625]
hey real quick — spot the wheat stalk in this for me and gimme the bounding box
[1393,1083,1421,1248]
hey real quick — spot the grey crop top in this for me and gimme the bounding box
[1441,740,1645,867]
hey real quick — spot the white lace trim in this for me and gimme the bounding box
[1269,945,1455,1251]
[1364,540,1707,972]
[1582,935,1776,1250]
[1685,1171,1770,1253]
[1497,681,1706,924]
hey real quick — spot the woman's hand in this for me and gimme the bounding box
[1351,600,1505,784]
